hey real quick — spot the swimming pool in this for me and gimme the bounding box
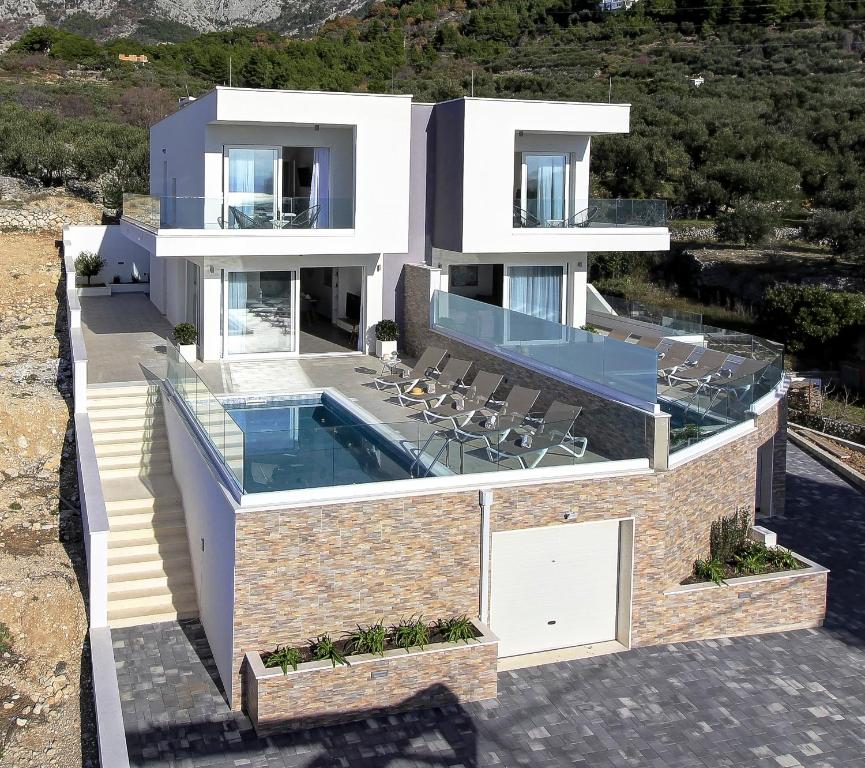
[223,393,415,492]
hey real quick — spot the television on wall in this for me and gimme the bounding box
[345,292,361,321]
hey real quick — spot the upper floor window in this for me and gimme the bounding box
[514,152,571,228]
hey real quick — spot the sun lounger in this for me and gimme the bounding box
[487,401,587,468]
[422,370,504,426]
[667,349,731,386]
[451,385,541,447]
[373,347,446,391]
[396,357,472,406]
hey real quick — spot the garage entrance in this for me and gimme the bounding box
[490,519,633,657]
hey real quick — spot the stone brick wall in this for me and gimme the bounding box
[231,490,482,706]
[402,263,656,462]
[243,625,498,735]
[640,569,827,645]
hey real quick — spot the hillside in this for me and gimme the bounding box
[0,0,368,42]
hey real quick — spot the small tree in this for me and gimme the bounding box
[74,251,105,286]
[715,203,774,246]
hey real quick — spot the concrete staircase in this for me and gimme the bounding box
[89,384,199,629]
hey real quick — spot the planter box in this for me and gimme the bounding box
[76,286,111,297]
[242,618,498,736]
[644,550,829,646]
[178,344,197,363]
[110,282,150,294]
[375,339,398,358]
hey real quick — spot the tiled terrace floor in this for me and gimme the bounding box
[113,445,865,767]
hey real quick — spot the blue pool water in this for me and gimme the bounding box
[224,394,414,492]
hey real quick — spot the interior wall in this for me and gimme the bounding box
[335,266,363,318]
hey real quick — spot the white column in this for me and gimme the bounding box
[202,265,223,361]
[362,255,384,354]
[569,253,588,327]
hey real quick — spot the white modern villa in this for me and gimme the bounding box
[119,88,668,360]
[64,87,825,752]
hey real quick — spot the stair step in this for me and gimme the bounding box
[108,592,198,620]
[89,394,162,409]
[91,428,169,445]
[108,524,188,546]
[97,449,171,468]
[109,608,199,629]
[88,384,155,398]
[108,577,195,600]
[104,495,181,514]
[107,555,193,581]
[107,538,191,565]
[109,508,185,533]
[90,407,166,422]
[94,438,170,458]
[100,464,173,481]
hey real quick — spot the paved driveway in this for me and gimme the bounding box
[114,445,865,767]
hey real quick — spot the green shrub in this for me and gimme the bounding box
[765,546,800,571]
[310,634,349,667]
[345,622,387,656]
[74,251,105,285]
[693,558,726,585]
[172,323,198,346]
[0,622,11,655]
[436,615,477,644]
[715,203,774,246]
[761,284,865,359]
[262,645,302,674]
[391,616,430,651]
[374,319,399,342]
[709,508,751,563]
[733,541,770,575]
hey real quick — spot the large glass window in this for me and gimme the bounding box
[225,148,278,226]
[508,265,563,323]
[226,271,295,355]
[514,153,569,227]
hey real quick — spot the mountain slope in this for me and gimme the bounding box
[0,0,368,41]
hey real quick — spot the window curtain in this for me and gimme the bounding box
[228,150,256,222]
[227,273,249,355]
[527,155,566,226]
[508,266,563,323]
[311,147,330,228]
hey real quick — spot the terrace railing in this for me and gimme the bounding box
[431,290,659,412]
[122,193,354,231]
[514,198,667,229]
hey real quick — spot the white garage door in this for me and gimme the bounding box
[490,520,622,657]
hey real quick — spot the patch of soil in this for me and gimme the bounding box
[805,432,865,475]
[0,231,95,768]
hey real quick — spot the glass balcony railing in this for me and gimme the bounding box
[602,295,704,336]
[513,198,667,229]
[431,290,659,410]
[122,194,354,231]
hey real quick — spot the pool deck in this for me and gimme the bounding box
[80,293,604,474]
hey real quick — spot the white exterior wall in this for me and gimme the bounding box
[164,394,237,704]
[433,248,589,328]
[150,96,211,198]
[64,225,151,285]
[457,98,668,254]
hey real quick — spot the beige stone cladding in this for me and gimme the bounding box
[231,490,482,706]
[642,569,827,645]
[243,622,498,734]
[402,263,654,462]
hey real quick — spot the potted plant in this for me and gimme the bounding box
[74,251,107,293]
[374,319,399,359]
[172,323,198,362]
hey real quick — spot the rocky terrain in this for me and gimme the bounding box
[0,0,367,40]
[0,231,98,767]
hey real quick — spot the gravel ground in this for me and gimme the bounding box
[0,232,97,767]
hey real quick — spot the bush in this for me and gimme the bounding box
[761,284,865,358]
[715,203,774,245]
[374,319,399,342]
[802,208,865,260]
[693,558,726,585]
[709,507,751,563]
[74,251,105,285]
[172,323,198,346]
[0,622,11,654]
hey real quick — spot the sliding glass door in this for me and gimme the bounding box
[224,148,278,227]
[519,154,568,227]
[225,271,296,355]
[506,265,565,344]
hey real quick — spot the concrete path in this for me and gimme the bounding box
[113,445,865,768]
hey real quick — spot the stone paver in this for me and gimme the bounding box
[113,445,865,767]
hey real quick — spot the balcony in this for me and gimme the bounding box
[122,194,354,232]
[513,198,668,229]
